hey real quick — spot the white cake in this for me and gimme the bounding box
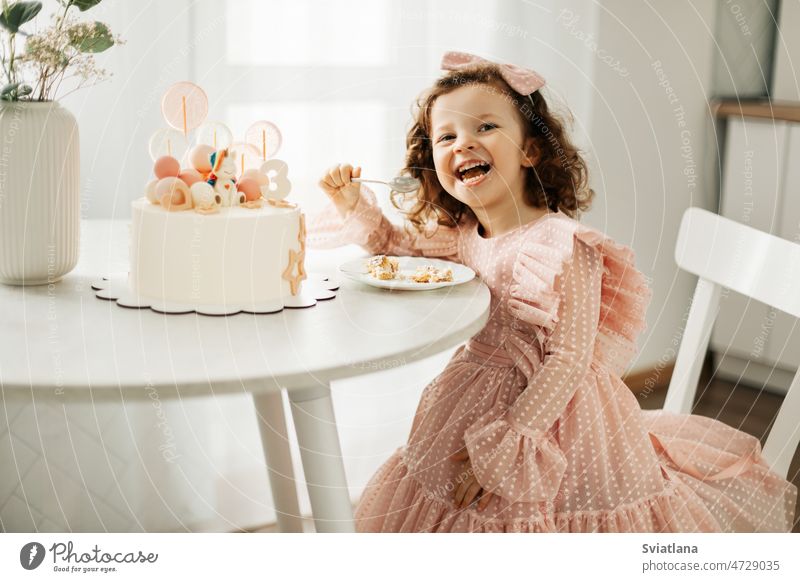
[132,86,307,311]
[129,198,306,307]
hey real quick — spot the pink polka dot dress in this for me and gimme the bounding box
[308,187,798,533]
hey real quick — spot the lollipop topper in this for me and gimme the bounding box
[196,121,233,150]
[162,81,208,136]
[148,82,292,213]
[245,121,282,160]
[148,127,188,162]
[229,142,261,177]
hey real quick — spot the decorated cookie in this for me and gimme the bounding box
[157,177,192,211]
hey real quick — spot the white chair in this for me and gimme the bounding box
[664,207,800,478]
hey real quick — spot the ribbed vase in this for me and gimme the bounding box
[0,101,80,285]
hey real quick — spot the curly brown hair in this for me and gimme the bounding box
[397,64,595,233]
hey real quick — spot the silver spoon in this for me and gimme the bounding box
[352,175,421,193]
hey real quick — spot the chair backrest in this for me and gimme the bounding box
[664,207,800,478]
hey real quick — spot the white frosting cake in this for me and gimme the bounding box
[129,198,306,306]
[133,91,306,311]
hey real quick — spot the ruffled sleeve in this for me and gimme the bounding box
[504,217,652,385]
[464,226,604,503]
[463,409,569,504]
[306,185,460,260]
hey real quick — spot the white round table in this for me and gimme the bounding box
[0,220,491,532]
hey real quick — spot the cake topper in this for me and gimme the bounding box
[146,82,291,214]
[245,121,282,161]
[161,81,208,136]
[148,128,188,162]
[195,121,233,150]
[228,142,261,177]
[206,148,243,207]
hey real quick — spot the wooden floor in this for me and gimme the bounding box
[255,356,800,533]
[637,356,800,533]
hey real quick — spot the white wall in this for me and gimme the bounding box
[62,2,193,221]
[582,0,719,377]
[773,0,800,100]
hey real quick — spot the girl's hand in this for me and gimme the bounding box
[450,448,494,511]
[319,163,362,216]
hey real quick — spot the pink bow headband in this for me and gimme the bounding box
[440,51,546,95]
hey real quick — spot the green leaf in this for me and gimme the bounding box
[1,82,22,96]
[0,1,42,33]
[1,82,33,101]
[71,0,103,12]
[71,21,113,53]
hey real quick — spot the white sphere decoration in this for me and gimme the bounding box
[145,179,159,204]
[190,181,218,208]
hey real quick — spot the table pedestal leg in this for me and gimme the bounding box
[253,389,304,533]
[288,383,355,533]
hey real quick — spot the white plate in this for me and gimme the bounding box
[339,256,475,290]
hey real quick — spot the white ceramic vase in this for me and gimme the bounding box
[0,101,80,285]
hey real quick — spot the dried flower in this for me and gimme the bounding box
[1,1,122,102]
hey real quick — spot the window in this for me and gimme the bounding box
[191,0,428,216]
[225,0,390,66]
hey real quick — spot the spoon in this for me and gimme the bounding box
[352,175,421,193]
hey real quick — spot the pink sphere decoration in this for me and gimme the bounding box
[241,168,269,187]
[189,144,214,173]
[153,155,180,179]
[237,178,261,201]
[178,168,202,186]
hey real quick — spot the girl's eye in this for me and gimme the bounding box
[437,134,454,143]
[479,123,497,132]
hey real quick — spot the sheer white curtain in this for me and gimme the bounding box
[71,0,589,220]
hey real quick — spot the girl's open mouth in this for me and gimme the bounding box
[456,161,492,186]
